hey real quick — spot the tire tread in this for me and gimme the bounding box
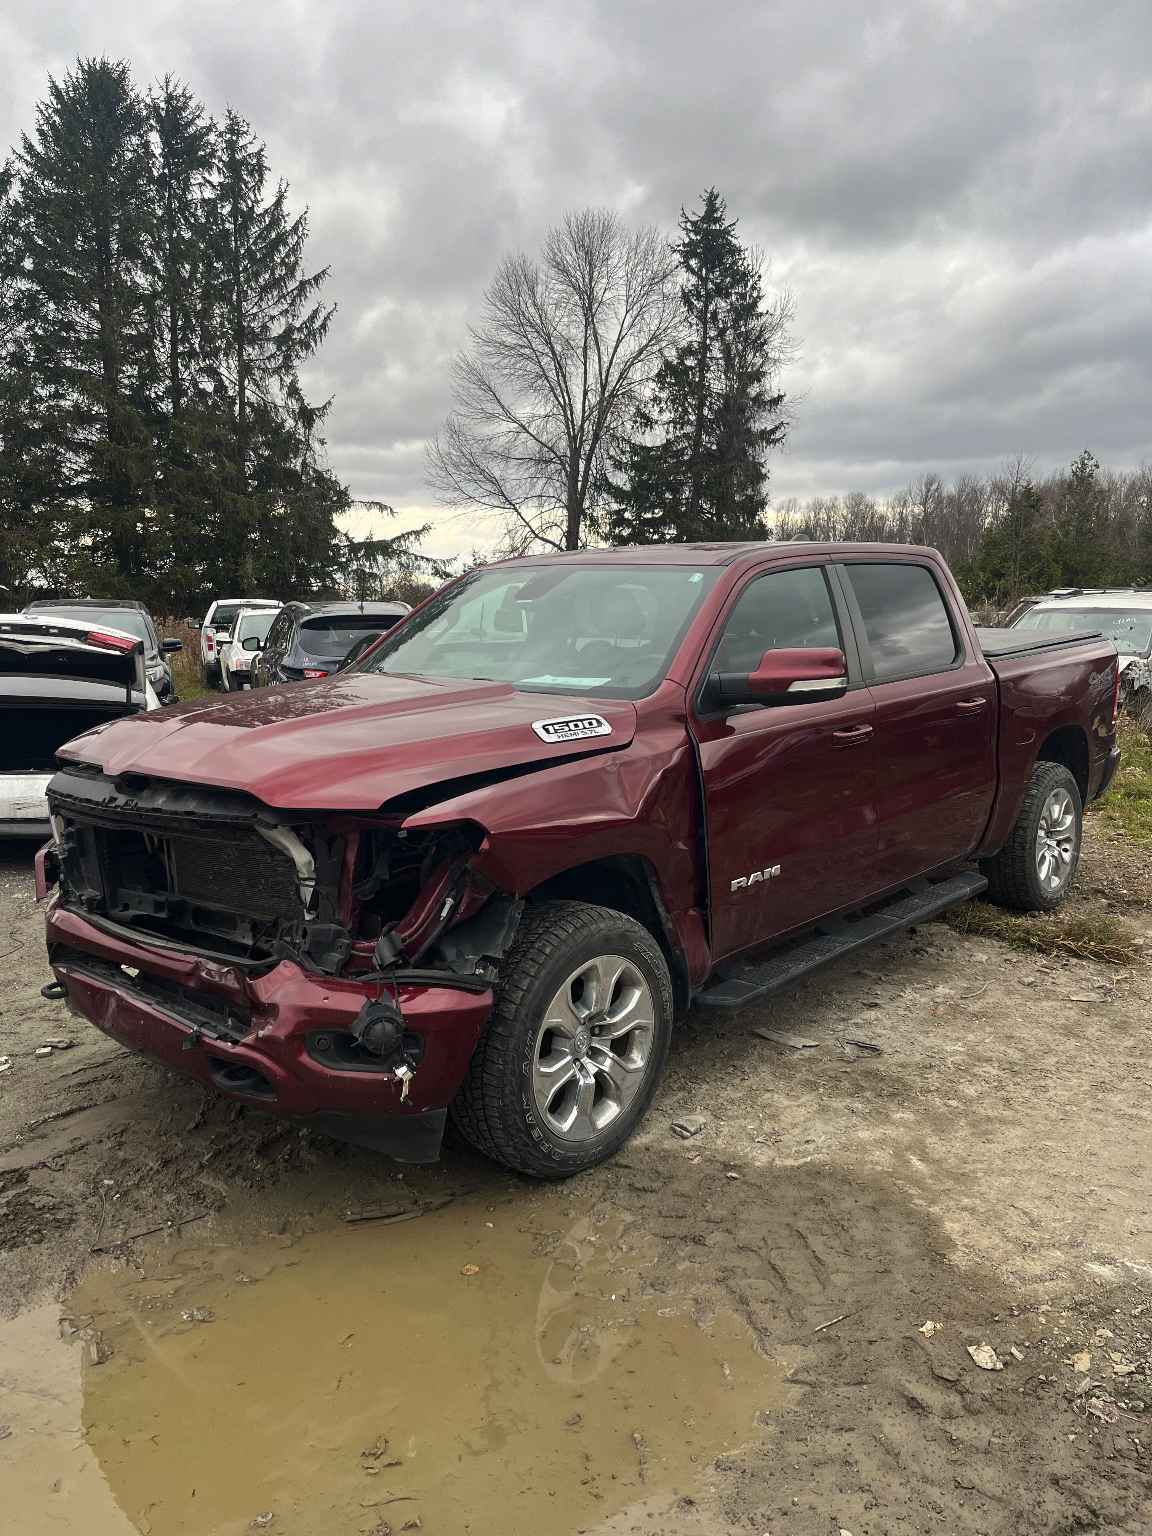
[983,760,1081,912]
[450,900,671,1178]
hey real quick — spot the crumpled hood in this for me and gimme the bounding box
[56,672,637,812]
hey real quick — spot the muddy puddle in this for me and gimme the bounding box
[3,1190,786,1535]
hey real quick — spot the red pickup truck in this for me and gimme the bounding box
[39,543,1121,1177]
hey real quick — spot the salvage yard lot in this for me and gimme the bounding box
[2,743,1151,1533]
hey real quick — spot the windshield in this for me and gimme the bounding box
[33,607,150,644]
[1014,606,1152,655]
[301,615,403,658]
[235,612,276,644]
[358,565,720,698]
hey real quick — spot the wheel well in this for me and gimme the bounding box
[1036,725,1089,802]
[527,856,690,1012]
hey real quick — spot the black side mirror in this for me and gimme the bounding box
[161,638,183,654]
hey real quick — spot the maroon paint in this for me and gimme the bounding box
[974,644,1119,856]
[746,645,847,695]
[47,902,490,1116]
[55,670,639,811]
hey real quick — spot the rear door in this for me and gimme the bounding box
[691,562,879,959]
[837,559,996,887]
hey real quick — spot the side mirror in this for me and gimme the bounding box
[161,637,183,653]
[242,636,263,652]
[710,647,848,709]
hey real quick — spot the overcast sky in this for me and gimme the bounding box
[3,0,1149,558]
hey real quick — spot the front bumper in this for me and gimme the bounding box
[46,902,493,1162]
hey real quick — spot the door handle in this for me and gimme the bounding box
[956,697,988,712]
[832,723,874,744]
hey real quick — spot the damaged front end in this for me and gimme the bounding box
[43,765,519,1160]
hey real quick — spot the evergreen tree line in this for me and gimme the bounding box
[0,57,426,615]
[774,450,1152,609]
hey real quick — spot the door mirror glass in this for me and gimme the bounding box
[714,647,848,708]
[242,635,263,652]
[161,637,183,654]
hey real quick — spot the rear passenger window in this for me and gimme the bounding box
[845,563,958,681]
[714,566,841,676]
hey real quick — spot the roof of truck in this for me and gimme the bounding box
[488,541,940,568]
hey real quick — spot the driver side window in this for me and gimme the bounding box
[715,566,840,675]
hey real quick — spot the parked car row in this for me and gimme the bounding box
[198,597,411,691]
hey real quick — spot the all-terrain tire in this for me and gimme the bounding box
[450,901,674,1179]
[982,760,1082,913]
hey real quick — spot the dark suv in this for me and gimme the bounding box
[23,598,183,701]
[250,601,411,687]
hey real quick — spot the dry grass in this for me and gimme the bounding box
[942,900,1139,966]
[159,618,212,701]
[1091,717,1152,847]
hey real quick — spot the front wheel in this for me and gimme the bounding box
[450,901,674,1178]
[982,761,1082,912]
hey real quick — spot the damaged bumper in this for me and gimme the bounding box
[46,902,493,1162]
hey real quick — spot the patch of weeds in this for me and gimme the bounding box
[942,901,1139,966]
[1091,720,1152,846]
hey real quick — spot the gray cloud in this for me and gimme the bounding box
[2,0,1149,555]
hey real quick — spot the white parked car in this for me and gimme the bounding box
[0,614,158,836]
[1009,588,1152,700]
[198,597,281,687]
[218,606,281,691]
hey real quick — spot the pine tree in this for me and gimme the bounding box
[607,189,790,544]
[960,477,1061,603]
[0,158,70,599]
[200,109,341,595]
[14,59,158,592]
[1055,449,1104,587]
[145,77,217,602]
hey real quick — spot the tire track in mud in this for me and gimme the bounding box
[588,1149,1152,1535]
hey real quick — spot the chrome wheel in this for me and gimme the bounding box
[531,954,655,1143]
[1035,787,1077,893]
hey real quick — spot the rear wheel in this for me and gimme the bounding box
[450,901,673,1178]
[982,761,1082,912]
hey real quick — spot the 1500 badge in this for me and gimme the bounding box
[532,714,613,743]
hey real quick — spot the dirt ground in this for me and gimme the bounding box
[3,822,1152,1534]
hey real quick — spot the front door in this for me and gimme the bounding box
[691,563,880,960]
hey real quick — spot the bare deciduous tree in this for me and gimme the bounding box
[428,209,681,551]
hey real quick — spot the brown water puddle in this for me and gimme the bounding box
[5,1193,785,1535]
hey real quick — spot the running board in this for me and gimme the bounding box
[697,871,988,1011]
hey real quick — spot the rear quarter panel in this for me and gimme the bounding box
[978,642,1118,855]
